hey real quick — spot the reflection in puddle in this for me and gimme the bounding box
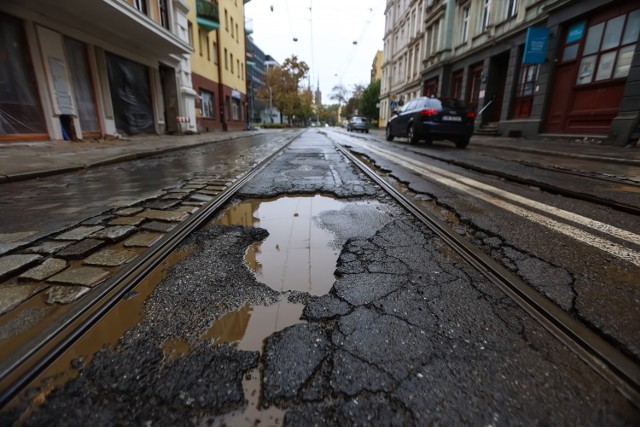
[205,299,305,352]
[211,368,284,427]
[217,195,346,295]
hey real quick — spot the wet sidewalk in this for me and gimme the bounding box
[1,128,638,184]
[0,130,270,183]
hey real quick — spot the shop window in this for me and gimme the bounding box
[577,10,640,85]
[232,98,241,120]
[516,64,539,96]
[200,89,215,118]
[0,13,46,137]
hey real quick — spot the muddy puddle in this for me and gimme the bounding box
[216,195,348,295]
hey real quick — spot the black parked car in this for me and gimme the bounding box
[385,96,476,148]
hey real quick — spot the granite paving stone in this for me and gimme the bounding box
[0,254,42,281]
[135,210,189,222]
[161,194,188,201]
[0,307,50,340]
[47,267,111,287]
[174,205,198,214]
[0,284,45,315]
[81,215,114,226]
[115,207,144,216]
[109,217,146,226]
[141,221,177,233]
[205,185,226,191]
[84,249,138,267]
[56,239,106,260]
[190,194,214,202]
[124,232,164,248]
[19,258,68,282]
[144,200,180,210]
[53,226,105,241]
[193,190,218,196]
[90,226,137,242]
[45,285,91,304]
[21,240,72,255]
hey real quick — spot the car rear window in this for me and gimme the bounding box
[433,98,468,109]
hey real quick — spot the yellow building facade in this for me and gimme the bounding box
[188,0,248,131]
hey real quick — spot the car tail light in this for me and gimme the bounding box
[467,112,477,119]
[420,109,438,116]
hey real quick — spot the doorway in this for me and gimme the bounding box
[159,64,178,134]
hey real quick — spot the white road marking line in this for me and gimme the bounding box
[347,141,640,266]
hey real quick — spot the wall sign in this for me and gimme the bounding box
[523,27,550,64]
[566,21,585,43]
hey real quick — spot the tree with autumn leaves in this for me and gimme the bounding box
[257,55,313,126]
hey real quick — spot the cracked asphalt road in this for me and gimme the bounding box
[9,131,638,425]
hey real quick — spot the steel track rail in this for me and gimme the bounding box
[334,142,640,407]
[0,133,298,408]
[361,136,640,216]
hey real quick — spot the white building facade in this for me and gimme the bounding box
[380,0,425,128]
[0,0,197,142]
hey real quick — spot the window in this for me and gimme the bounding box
[577,10,640,85]
[200,89,215,118]
[232,98,241,120]
[224,48,228,69]
[516,64,539,96]
[480,0,491,33]
[461,6,469,43]
[507,0,518,19]
[134,0,147,14]
[236,24,239,42]
[237,59,240,77]
[213,42,218,64]
[188,21,193,47]
[225,9,228,31]
[230,53,234,73]
[159,0,169,29]
[231,17,234,37]
[198,29,205,56]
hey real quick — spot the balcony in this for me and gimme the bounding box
[4,0,191,56]
[196,0,220,32]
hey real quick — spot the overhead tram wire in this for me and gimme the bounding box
[309,0,315,85]
[334,3,383,90]
[284,0,299,56]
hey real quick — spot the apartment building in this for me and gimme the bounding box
[381,0,640,145]
[0,0,196,141]
[380,0,426,128]
[188,0,249,132]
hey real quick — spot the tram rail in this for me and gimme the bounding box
[1,129,637,415]
[0,134,298,409]
[333,141,640,407]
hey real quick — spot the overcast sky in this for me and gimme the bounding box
[245,0,386,103]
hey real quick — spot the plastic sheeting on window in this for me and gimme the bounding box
[64,37,100,133]
[105,52,154,135]
[0,13,47,137]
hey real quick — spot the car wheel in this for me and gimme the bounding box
[455,137,470,149]
[408,125,419,144]
[385,126,394,141]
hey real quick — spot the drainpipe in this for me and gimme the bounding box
[215,29,228,131]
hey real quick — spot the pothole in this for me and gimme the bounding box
[216,195,346,295]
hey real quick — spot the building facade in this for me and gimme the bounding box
[381,0,640,145]
[0,0,197,141]
[380,0,426,128]
[188,0,249,132]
